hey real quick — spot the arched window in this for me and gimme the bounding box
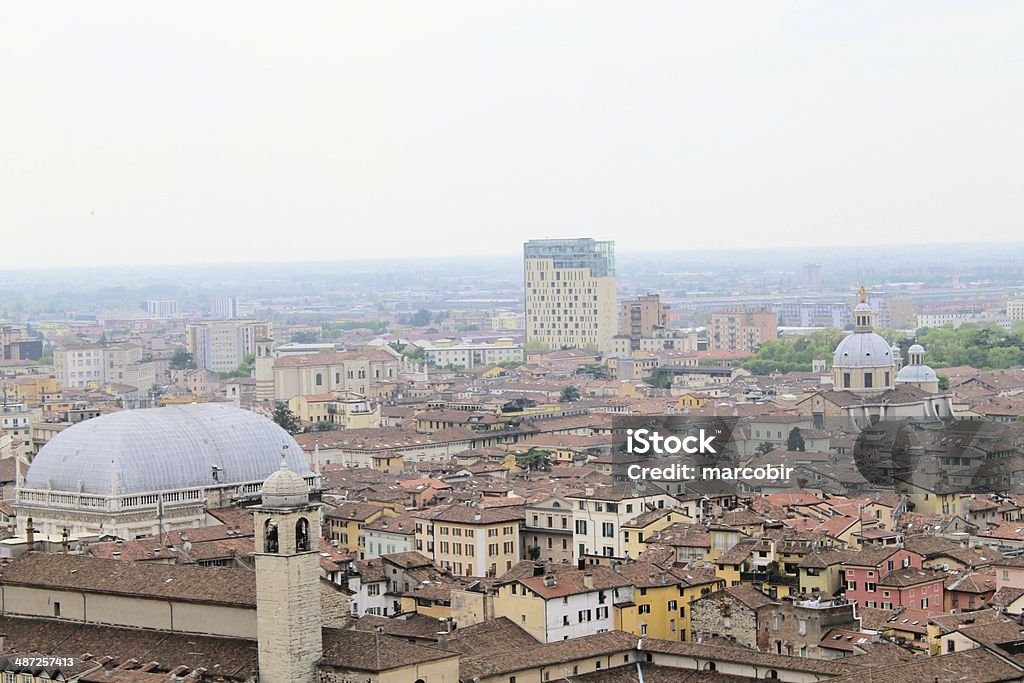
[265,519,279,554]
[704,662,716,672]
[296,517,310,552]
[315,373,323,386]
[358,368,366,379]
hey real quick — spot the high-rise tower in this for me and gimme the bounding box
[524,238,616,352]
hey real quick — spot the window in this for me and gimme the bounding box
[639,604,651,614]
[865,582,876,593]
[843,372,851,388]
[947,639,956,653]
[575,520,588,534]
[602,522,615,538]
[54,601,61,617]
[921,597,929,609]
[864,373,873,388]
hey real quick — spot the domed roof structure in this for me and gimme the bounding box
[832,333,895,369]
[261,453,311,508]
[896,343,938,385]
[24,403,312,497]
[896,364,938,383]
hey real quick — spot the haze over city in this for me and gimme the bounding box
[3,1,1023,268]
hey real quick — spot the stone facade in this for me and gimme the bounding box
[255,494,323,683]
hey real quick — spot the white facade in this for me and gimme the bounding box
[146,299,179,319]
[568,489,676,559]
[55,345,105,388]
[421,338,524,368]
[542,586,631,642]
[186,320,271,373]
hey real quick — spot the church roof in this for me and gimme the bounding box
[23,403,312,496]
[833,332,895,369]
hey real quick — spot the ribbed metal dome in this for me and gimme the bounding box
[24,403,312,496]
[261,456,311,508]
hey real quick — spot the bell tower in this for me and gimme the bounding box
[254,447,322,682]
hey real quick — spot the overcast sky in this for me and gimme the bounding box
[2,2,1021,269]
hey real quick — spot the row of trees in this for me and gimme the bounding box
[916,322,1024,370]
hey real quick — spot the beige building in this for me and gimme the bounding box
[186,319,271,373]
[272,349,402,401]
[288,391,381,429]
[708,307,778,353]
[420,337,524,368]
[414,504,522,578]
[524,238,617,352]
[619,294,670,351]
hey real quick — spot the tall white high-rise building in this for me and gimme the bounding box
[186,320,272,373]
[210,296,238,319]
[524,238,616,352]
[146,299,179,319]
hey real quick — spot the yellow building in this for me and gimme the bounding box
[621,508,693,560]
[413,505,522,578]
[895,476,962,516]
[287,391,381,429]
[615,562,724,641]
[324,501,392,557]
[3,376,62,406]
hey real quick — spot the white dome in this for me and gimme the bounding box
[908,344,925,355]
[832,332,895,369]
[24,404,312,496]
[261,459,310,508]
[896,364,938,384]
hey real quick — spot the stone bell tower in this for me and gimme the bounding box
[254,447,322,682]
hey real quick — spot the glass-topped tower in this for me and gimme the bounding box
[524,238,616,352]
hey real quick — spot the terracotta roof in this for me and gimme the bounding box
[0,553,254,607]
[446,616,539,656]
[825,648,1023,683]
[460,631,638,679]
[319,627,457,672]
[0,615,257,677]
[412,504,522,525]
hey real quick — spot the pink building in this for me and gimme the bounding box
[994,556,1024,590]
[842,547,940,610]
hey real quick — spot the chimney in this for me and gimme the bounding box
[578,557,586,570]
[533,562,545,577]
[583,572,594,589]
[25,517,35,552]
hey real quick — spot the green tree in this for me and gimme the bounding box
[937,373,950,391]
[560,385,581,402]
[516,447,553,472]
[754,441,775,456]
[411,309,432,327]
[787,427,805,452]
[170,348,196,370]
[272,402,301,435]
[645,370,674,389]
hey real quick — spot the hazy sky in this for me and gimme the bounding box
[2,2,1022,269]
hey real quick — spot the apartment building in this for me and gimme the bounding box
[708,307,778,353]
[619,294,670,351]
[1008,300,1024,322]
[210,296,238,319]
[413,505,522,578]
[55,344,104,387]
[272,349,401,401]
[492,564,633,642]
[420,337,524,369]
[146,299,179,319]
[524,238,616,352]
[186,320,271,373]
[568,483,678,561]
[522,494,575,565]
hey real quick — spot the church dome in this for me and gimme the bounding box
[24,403,312,497]
[261,457,310,508]
[908,343,925,355]
[832,333,895,369]
[896,364,938,383]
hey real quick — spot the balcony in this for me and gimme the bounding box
[740,571,798,586]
